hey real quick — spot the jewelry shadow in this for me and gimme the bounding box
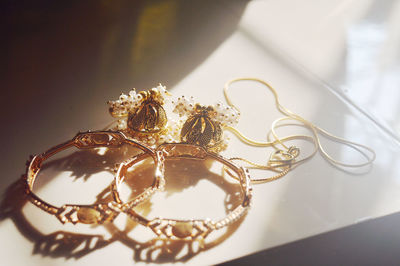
[0,145,142,259]
[0,179,114,259]
[0,148,246,263]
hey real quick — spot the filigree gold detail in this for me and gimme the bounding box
[173,97,239,151]
[127,90,168,134]
[180,104,222,148]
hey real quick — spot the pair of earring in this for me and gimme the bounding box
[107,84,240,152]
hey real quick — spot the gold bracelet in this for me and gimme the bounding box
[24,131,159,225]
[112,142,252,240]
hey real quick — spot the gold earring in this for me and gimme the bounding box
[108,84,180,147]
[172,96,240,152]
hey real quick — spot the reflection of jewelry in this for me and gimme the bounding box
[108,85,180,147]
[24,131,157,224]
[113,143,252,240]
[173,96,239,152]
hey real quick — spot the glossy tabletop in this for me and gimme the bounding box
[2,1,400,265]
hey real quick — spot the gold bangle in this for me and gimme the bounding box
[112,142,252,240]
[24,130,158,225]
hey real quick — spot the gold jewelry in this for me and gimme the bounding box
[110,151,165,224]
[112,143,252,240]
[24,131,158,224]
[223,77,376,183]
[172,96,240,152]
[107,85,180,147]
[180,104,223,147]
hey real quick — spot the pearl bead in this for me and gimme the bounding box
[129,90,136,97]
[119,94,128,101]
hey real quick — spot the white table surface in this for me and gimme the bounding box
[2,1,400,265]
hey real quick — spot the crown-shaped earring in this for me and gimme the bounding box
[173,96,240,151]
[108,84,180,147]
